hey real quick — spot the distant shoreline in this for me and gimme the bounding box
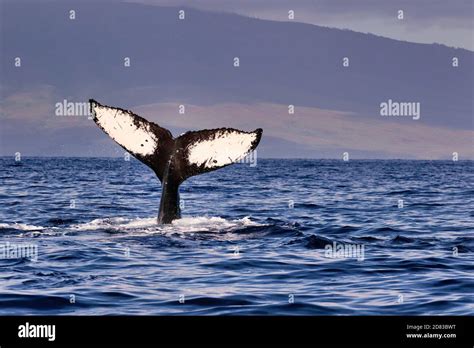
[1,156,472,161]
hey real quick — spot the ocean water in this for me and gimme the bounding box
[0,158,472,315]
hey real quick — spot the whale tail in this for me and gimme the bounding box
[90,99,262,223]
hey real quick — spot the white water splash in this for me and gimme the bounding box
[168,216,259,233]
[72,216,261,234]
[0,216,263,236]
[0,223,45,231]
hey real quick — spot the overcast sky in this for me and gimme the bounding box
[129,0,474,50]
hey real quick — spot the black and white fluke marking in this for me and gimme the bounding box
[90,99,262,224]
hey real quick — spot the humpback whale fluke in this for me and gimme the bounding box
[89,99,262,224]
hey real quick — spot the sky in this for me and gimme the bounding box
[0,0,473,159]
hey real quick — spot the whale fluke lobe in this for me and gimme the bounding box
[90,99,262,224]
[90,99,174,182]
[176,127,262,180]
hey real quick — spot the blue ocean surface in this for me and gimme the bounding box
[0,158,472,315]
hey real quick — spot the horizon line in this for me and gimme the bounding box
[1,155,472,161]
